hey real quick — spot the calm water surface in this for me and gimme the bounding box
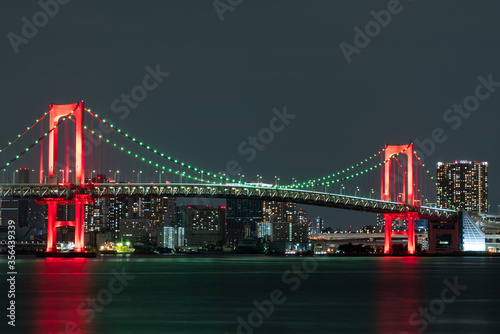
[1,255,499,334]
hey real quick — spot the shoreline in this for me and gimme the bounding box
[2,252,500,258]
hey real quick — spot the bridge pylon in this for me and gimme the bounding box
[41,102,87,252]
[382,143,419,254]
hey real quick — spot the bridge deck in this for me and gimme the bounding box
[0,183,457,220]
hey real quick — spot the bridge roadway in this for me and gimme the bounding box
[0,183,457,220]
[313,233,410,241]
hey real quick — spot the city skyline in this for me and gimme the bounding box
[1,1,499,229]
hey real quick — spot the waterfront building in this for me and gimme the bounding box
[158,226,185,249]
[119,218,151,241]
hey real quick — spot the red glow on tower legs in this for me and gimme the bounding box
[407,213,416,254]
[384,214,392,254]
[74,195,90,252]
[44,196,91,253]
[383,212,417,254]
[382,143,418,254]
[46,201,57,252]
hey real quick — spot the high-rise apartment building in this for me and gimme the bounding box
[85,199,106,232]
[436,160,488,212]
[262,201,297,223]
[107,197,127,238]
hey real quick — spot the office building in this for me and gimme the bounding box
[270,221,310,243]
[226,199,263,245]
[256,221,272,240]
[125,197,146,218]
[178,205,225,247]
[312,216,324,237]
[149,197,177,231]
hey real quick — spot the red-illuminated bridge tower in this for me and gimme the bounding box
[381,143,420,254]
[40,102,91,252]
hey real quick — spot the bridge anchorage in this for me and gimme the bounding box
[0,101,462,256]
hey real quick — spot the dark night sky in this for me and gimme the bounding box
[1,0,499,229]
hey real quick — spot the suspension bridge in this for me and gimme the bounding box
[0,101,463,254]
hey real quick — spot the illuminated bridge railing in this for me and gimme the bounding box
[0,183,457,220]
[0,184,74,198]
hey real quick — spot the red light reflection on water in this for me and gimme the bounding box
[375,257,421,334]
[31,258,95,334]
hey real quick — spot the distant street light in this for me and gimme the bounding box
[133,170,142,183]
